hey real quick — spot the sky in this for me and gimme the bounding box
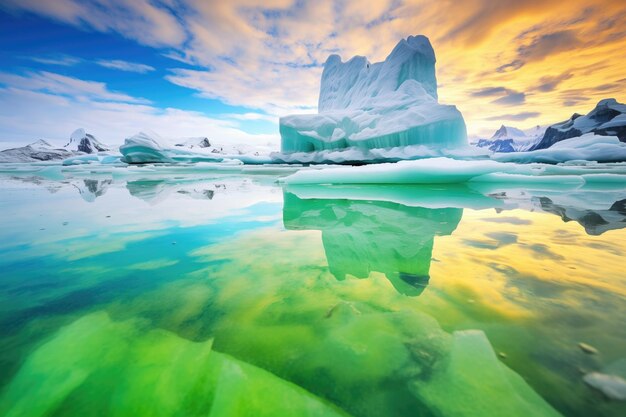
[0,0,625,149]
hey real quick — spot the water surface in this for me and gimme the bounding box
[0,171,625,417]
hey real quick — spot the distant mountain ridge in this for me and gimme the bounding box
[474,125,544,153]
[531,98,626,150]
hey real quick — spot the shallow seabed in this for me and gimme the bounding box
[0,168,625,417]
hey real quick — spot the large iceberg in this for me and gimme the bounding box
[279,35,467,154]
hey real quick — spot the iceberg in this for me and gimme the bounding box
[119,131,272,165]
[280,157,626,185]
[494,133,626,164]
[64,128,111,154]
[279,35,467,154]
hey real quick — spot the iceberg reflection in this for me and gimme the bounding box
[283,190,462,296]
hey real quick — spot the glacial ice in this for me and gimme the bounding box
[0,312,349,417]
[119,131,272,165]
[494,134,626,164]
[279,35,467,153]
[65,128,111,154]
[281,157,626,185]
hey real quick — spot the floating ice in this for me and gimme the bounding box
[119,131,272,165]
[494,134,626,163]
[65,128,111,154]
[281,157,626,185]
[279,35,467,154]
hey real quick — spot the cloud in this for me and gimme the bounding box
[96,59,156,73]
[1,0,186,47]
[470,87,526,106]
[518,30,581,62]
[2,0,626,138]
[492,92,526,106]
[0,71,148,103]
[535,73,573,92]
[0,72,278,147]
[27,55,81,66]
[485,112,541,121]
[496,60,524,73]
[470,87,514,97]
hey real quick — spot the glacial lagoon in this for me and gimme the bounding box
[0,169,625,417]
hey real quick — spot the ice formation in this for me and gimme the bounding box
[119,132,272,165]
[65,128,111,154]
[0,139,72,163]
[473,125,544,153]
[279,35,467,153]
[494,133,626,164]
[281,157,626,185]
[532,98,626,150]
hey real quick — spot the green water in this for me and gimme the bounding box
[0,173,625,417]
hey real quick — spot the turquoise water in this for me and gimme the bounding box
[0,172,625,416]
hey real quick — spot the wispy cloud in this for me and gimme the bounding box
[485,112,541,121]
[27,55,81,66]
[2,0,626,136]
[0,73,278,147]
[96,59,155,73]
[0,71,149,103]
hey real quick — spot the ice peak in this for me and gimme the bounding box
[491,125,526,140]
[65,128,110,154]
[29,139,52,149]
[318,34,439,112]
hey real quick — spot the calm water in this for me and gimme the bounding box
[0,170,625,417]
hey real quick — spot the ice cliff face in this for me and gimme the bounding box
[532,99,626,150]
[65,128,111,154]
[280,35,467,153]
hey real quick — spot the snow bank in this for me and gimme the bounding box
[280,35,467,153]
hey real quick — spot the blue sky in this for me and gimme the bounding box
[0,0,624,148]
[0,5,286,147]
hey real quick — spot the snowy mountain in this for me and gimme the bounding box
[280,35,467,153]
[174,137,211,149]
[65,128,111,154]
[473,125,544,153]
[0,139,72,163]
[532,98,626,150]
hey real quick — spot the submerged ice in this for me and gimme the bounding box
[279,35,467,153]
